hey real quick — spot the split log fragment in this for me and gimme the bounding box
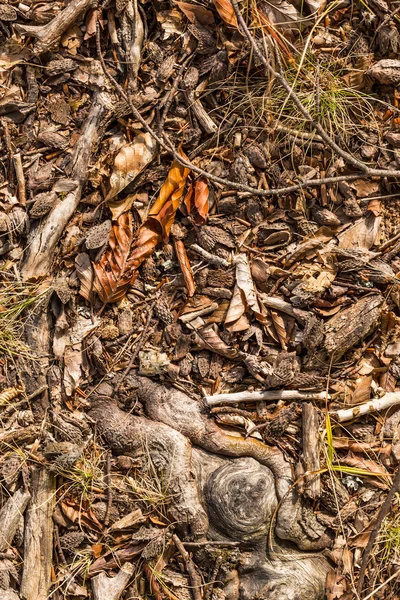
[302,403,321,499]
[0,488,30,552]
[21,468,55,600]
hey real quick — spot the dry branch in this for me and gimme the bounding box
[0,489,30,552]
[21,93,109,280]
[15,0,95,54]
[205,390,329,406]
[302,403,321,499]
[172,534,202,600]
[21,468,55,600]
[333,392,400,422]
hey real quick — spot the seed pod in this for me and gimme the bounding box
[30,191,57,218]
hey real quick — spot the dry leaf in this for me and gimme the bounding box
[107,193,137,221]
[235,254,267,324]
[326,571,348,600]
[183,178,209,225]
[174,239,196,297]
[94,155,190,303]
[338,214,381,250]
[270,310,287,350]
[195,324,241,359]
[91,543,103,558]
[93,212,134,303]
[212,0,238,27]
[225,284,246,329]
[107,133,157,200]
[75,253,94,302]
[175,1,215,24]
[341,451,389,476]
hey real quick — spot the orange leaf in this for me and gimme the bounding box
[212,0,238,27]
[93,212,135,303]
[93,154,190,303]
[184,178,209,225]
[91,543,103,558]
[174,239,196,297]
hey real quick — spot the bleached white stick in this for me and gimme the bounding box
[333,392,400,423]
[205,390,329,406]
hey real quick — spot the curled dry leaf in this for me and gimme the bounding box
[212,0,238,28]
[235,254,267,324]
[183,178,209,225]
[107,133,157,200]
[75,253,94,302]
[94,155,190,303]
[93,212,134,303]
[225,284,247,331]
[173,239,196,297]
[195,324,241,359]
[175,1,215,25]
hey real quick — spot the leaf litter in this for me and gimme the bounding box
[2,0,400,598]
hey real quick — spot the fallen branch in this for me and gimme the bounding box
[21,92,108,280]
[302,403,321,499]
[190,244,231,267]
[91,562,134,600]
[205,390,329,407]
[15,0,95,54]
[230,0,400,181]
[333,392,400,423]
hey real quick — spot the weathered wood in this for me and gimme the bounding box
[205,390,329,406]
[302,403,321,499]
[21,93,109,281]
[0,489,31,552]
[21,468,55,600]
[0,426,39,451]
[91,562,134,600]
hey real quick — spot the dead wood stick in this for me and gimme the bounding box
[172,534,203,600]
[302,403,321,499]
[190,244,231,267]
[13,153,26,206]
[184,91,218,134]
[21,93,108,281]
[21,468,55,600]
[103,451,112,527]
[91,562,134,600]
[15,0,95,54]
[205,390,329,406]
[143,564,162,600]
[333,392,400,423]
[0,425,39,450]
[260,295,310,323]
[0,488,31,551]
[357,466,400,596]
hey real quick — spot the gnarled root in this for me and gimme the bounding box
[88,395,208,538]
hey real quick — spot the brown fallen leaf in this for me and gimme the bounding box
[212,0,238,28]
[183,178,209,225]
[235,254,267,324]
[106,133,158,200]
[174,239,196,297]
[75,253,94,302]
[94,155,190,303]
[175,1,215,25]
[326,571,349,600]
[93,212,134,304]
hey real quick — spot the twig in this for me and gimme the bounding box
[190,244,231,267]
[357,466,400,596]
[103,451,112,527]
[159,53,192,129]
[333,392,400,423]
[205,390,329,406]
[172,534,203,600]
[204,555,222,600]
[183,541,240,548]
[114,302,155,393]
[13,154,26,206]
[230,0,400,180]
[53,523,67,565]
[95,18,400,198]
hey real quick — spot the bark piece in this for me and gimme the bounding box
[324,294,383,358]
[91,562,134,600]
[302,403,321,499]
[21,469,55,600]
[0,489,31,551]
